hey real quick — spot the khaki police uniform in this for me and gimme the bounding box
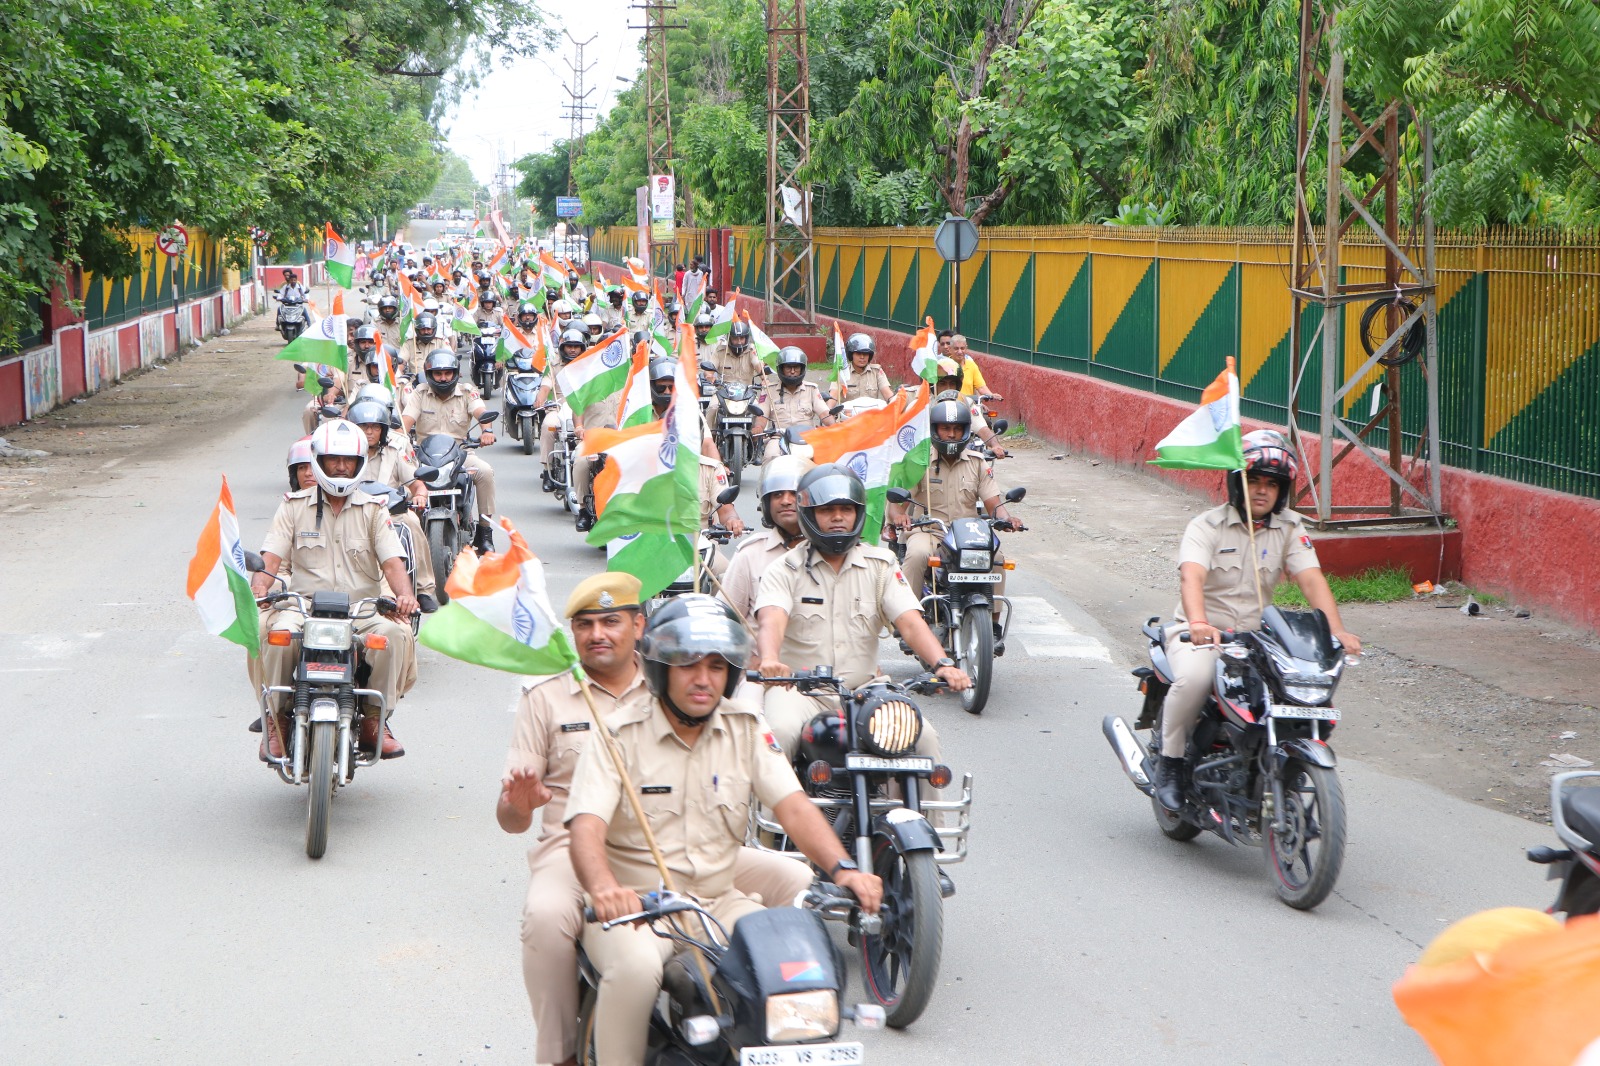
[399,335,442,379]
[712,343,765,388]
[752,542,940,764]
[375,316,406,353]
[300,368,348,434]
[565,696,806,1066]
[403,382,496,518]
[474,307,505,333]
[572,393,623,518]
[835,363,892,403]
[903,447,1005,596]
[1160,504,1322,755]
[364,439,435,599]
[719,529,799,622]
[693,456,735,577]
[763,382,831,461]
[623,307,655,334]
[595,302,625,332]
[257,488,415,715]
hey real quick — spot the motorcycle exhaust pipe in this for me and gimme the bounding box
[1102,715,1154,796]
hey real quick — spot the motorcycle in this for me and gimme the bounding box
[747,668,972,1029]
[886,486,1026,716]
[472,326,504,399]
[837,397,887,421]
[712,381,761,486]
[500,352,544,455]
[276,291,308,342]
[412,411,497,587]
[1103,606,1353,910]
[542,402,582,514]
[575,887,885,1065]
[1527,771,1600,917]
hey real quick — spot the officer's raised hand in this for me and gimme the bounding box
[500,766,554,816]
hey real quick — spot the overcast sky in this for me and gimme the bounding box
[444,0,643,188]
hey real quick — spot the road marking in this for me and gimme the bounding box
[1008,596,1111,661]
[0,667,69,673]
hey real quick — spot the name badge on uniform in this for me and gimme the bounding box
[801,596,824,605]
[930,478,943,485]
[560,722,590,733]
[1218,547,1238,554]
[640,785,672,795]
[296,531,321,540]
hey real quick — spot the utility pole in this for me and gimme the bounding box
[632,0,689,266]
[562,33,598,196]
[1287,0,1444,529]
[764,0,816,334]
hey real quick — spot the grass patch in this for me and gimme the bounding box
[1468,587,1505,606]
[1273,566,1416,607]
[1002,421,1027,437]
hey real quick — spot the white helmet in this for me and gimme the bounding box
[309,420,369,498]
[553,299,574,316]
[422,297,441,313]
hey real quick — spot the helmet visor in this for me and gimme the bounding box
[798,472,866,510]
[643,612,753,667]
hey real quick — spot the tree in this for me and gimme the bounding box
[429,151,490,211]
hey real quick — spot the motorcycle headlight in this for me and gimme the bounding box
[1283,682,1332,705]
[301,619,353,651]
[765,990,839,1043]
[958,549,992,570]
[862,698,922,756]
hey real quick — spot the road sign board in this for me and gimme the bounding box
[933,215,979,263]
[556,197,583,218]
[156,223,189,258]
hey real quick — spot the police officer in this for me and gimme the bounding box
[536,329,589,478]
[719,455,810,620]
[347,399,436,604]
[893,395,1025,597]
[348,325,382,385]
[596,286,626,332]
[933,360,1007,458]
[753,465,969,753]
[566,595,882,1066]
[399,312,441,379]
[251,420,417,760]
[830,333,894,404]
[712,319,764,387]
[566,269,591,306]
[498,575,812,1066]
[762,346,834,461]
[1150,430,1362,810]
[400,350,499,552]
[374,295,406,351]
[564,329,623,533]
[623,289,654,333]
[474,290,505,333]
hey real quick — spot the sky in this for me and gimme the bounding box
[444,0,642,189]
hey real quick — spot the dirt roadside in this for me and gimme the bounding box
[5,316,1597,822]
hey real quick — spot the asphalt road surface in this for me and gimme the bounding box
[0,331,1551,1065]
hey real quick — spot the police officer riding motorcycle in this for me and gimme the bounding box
[402,350,500,582]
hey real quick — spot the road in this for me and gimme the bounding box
[0,307,1550,1065]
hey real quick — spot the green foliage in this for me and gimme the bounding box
[1273,567,1416,606]
[430,150,491,211]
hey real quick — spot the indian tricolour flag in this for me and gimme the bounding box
[498,317,547,370]
[325,223,356,289]
[1149,357,1244,470]
[830,321,846,382]
[277,309,348,372]
[802,382,932,544]
[741,311,781,368]
[186,477,260,654]
[449,304,481,336]
[616,340,656,428]
[704,293,739,344]
[417,520,580,677]
[555,328,631,414]
[909,316,939,383]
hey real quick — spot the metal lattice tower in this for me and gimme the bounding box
[763,0,815,333]
[632,1,687,252]
[561,33,598,196]
[1287,0,1444,528]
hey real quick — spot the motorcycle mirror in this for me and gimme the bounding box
[479,410,500,423]
[242,550,267,574]
[319,405,343,418]
[783,427,808,444]
[886,487,912,505]
[716,485,740,506]
[1005,486,1027,503]
[751,405,764,417]
[991,418,1010,436]
[414,466,439,481]
[292,363,307,373]
[699,359,716,372]
[317,374,336,390]
[829,404,845,418]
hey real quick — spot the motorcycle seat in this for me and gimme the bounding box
[1561,787,1600,849]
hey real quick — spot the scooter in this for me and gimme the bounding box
[276,291,308,342]
[1527,771,1600,917]
[472,326,504,399]
[500,351,544,455]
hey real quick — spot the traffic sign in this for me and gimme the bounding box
[933,215,979,263]
[156,223,189,258]
[556,196,583,218]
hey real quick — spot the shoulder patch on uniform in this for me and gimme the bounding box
[1299,534,1314,549]
[763,731,783,753]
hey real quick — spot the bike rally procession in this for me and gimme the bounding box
[8,0,1600,1063]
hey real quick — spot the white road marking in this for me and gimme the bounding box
[1008,596,1112,661]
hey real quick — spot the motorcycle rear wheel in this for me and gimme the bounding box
[861,837,943,1028]
[1265,760,1346,910]
[1152,795,1201,841]
[305,721,335,859]
[576,986,600,1066]
[520,413,535,455]
[957,606,994,715]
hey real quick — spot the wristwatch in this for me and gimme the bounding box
[830,858,859,877]
[933,657,956,670]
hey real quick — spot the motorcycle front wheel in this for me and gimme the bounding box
[725,435,745,486]
[520,413,535,455]
[1265,760,1346,910]
[305,721,335,859]
[957,605,994,715]
[861,836,943,1028]
[427,520,454,587]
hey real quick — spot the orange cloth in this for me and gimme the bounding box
[1394,914,1600,1066]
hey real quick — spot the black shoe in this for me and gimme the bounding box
[541,472,555,492]
[1153,756,1186,812]
[937,869,956,899]
[417,593,439,614]
[247,717,263,733]
[575,509,594,533]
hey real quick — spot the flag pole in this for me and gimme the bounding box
[571,667,724,1011]
[1243,469,1266,614]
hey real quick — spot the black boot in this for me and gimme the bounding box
[1153,756,1186,812]
[541,470,555,492]
[575,507,594,533]
[473,520,495,556]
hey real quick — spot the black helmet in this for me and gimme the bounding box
[639,594,753,716]
[476,271,492,289]
[776,345,807,386]
[415,312,438,341]
[729,320,751,350]
[480,291,498,308]
[693,311,713,336]
[377,295,399,320]
[346,399,391,446]
[1229,429,1298,519]
[844,332,875,360]
[796,464,867,556]
[758,454,810,529]
[354,323,379,353]
[423,349,461,396]
[608,286,625,304]
[430,276,448,291]
[567,270,580,285]
[630,329,652,352]
[558,328,587,361]
[648,357,677,408]
[630,289,650,308]
[450,267,464,279]
[663,297,681,318]
[929,396,974,460]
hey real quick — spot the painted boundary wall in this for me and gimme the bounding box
[593,231,1600,632]
[1,230,324,428]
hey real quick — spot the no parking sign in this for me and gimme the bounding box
[156,223,189,257]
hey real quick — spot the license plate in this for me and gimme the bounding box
[740,1043,863,1066]
[944,572,1001,584]
[845,755,933,773]
[1270,704,1340,721]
